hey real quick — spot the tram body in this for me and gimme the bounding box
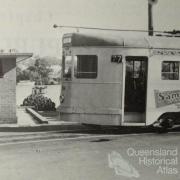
[60,33,180,127]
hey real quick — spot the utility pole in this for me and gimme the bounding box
[148,0,158,36]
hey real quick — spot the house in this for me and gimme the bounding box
[0,52,33,124]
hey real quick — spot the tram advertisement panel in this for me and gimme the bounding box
[154,90,180,108]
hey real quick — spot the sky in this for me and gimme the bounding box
[0,0,180,57]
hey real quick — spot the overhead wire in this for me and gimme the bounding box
[53,24,180,34]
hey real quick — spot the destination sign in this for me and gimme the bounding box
[63,37,71,44]
[152,49,180,56]
[154,90,180,108]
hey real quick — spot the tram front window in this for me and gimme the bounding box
[63,56,72,80]
[74,55,98,79]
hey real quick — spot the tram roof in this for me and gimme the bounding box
[63,33,180,49]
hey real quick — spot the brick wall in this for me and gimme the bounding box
[0,58,17,124]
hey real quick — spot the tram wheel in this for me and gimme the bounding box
[156,116,175,133]
[156,126,168,133]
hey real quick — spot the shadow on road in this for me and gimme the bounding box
[55,125,158,135]
[90,138,112,142]
[54,124,180,135]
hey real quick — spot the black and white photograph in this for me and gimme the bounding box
[0,0,180,179]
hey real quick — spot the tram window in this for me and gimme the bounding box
[63,56,72,79]
[162,61,179,80]
[74,55,98,79]
[0,60,3,78]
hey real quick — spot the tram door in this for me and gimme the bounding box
[124,56,148,123]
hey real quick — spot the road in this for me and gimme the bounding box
[0,132,180,180]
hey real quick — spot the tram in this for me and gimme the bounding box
[59,32,180,130]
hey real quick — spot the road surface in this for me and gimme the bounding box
[0,132,180,180]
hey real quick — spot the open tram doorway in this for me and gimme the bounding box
[124,56,148,124]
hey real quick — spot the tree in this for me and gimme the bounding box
[28,59,52,85]
[16,67,30,83]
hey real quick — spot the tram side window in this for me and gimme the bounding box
[162,61,179,80]
[0,60,3,78]
[74,55,98,79]
[63,56,72,80]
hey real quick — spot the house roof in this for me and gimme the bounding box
[0,53,33,59]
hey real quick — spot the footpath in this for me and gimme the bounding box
[0,107,87,132]
[0,107,180,134]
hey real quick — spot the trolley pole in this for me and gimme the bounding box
[148,3,153,36]
[148,0,158,36]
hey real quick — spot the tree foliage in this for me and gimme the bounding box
[17,58,52,84]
